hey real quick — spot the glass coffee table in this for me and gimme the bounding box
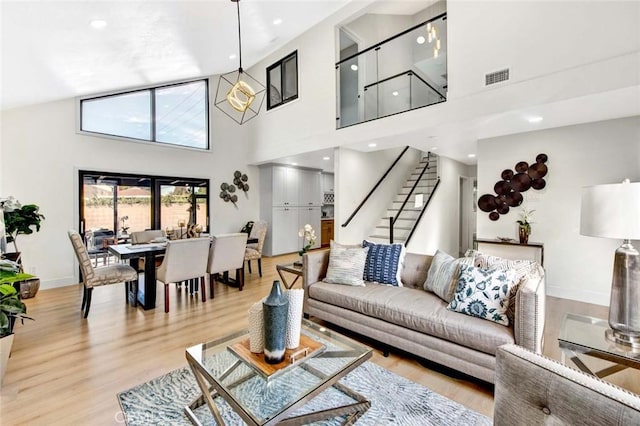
[558,313,640,378]
[185,319,372,425]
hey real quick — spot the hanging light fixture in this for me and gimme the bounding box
[215,0,266,125]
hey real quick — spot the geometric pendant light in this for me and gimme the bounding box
[215,0,266,125]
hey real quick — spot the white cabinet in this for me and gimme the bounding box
[299,170,322,206]
[272,166,300,206]
[298,206,321,249]
[321,172,334,193]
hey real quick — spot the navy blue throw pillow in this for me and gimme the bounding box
[362,240,405,286]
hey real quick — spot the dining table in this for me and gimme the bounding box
[107,243,166,310]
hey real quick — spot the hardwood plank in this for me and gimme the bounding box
[1,253,637,425]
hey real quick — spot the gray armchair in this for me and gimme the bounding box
[494,344,640,425]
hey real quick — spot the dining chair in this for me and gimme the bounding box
[68,230,138,318]
[130,230,165,244]
[207,233,248,299]
[244,220,267,277]
[156,238,210,313]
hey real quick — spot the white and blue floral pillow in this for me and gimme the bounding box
[447,264,518,326]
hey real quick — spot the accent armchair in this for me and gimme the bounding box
[244,220,267,277]
[207,233,248,298]
[68,230,138,318]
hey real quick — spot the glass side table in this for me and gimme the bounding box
[558,313,640,378]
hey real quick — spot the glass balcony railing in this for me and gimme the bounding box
[336,13,447,128]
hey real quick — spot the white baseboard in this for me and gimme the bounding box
[547,285,609,307]
[40,277,77,290]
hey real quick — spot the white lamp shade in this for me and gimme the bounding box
[580,181,640,240]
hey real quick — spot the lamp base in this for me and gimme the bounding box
[608,240,640,339]
[605,328,640,349]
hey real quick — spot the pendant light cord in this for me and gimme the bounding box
[236,0,243,72]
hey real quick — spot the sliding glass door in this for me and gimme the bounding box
[79,171,209,242]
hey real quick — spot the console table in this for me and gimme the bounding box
[475,238,544,266]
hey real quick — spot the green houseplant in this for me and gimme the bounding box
[0,283,31,387]
[4,203,45,255]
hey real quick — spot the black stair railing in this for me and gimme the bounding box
[388,154,431,243]
[341,146,410,228]
[404,177,441,245]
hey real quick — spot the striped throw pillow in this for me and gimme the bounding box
[424,250,475,302]
[323,242,369,287]
[362,240,405,286]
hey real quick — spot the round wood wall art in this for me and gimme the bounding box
[478,153,549,221]
[478,194,497,212]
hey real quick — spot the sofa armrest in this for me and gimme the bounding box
[495,344,640,425]
[513,273,545,353]
[302,250,330,308]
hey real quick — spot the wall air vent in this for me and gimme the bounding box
[485,68,510,86]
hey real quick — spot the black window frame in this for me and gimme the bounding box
[79,79,210,150]
[266,51,299,110]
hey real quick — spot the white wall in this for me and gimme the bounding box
[335,146,421,244]
[0,79,260,289]
[477,116,640,305]
[406,155,475,256]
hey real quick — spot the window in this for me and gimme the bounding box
[267,51,298,110]
[80,80,209,150]
[79,171,209,239]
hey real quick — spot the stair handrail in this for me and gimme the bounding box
[405,177,441,245]
[341,146,410,228]
[393,154,432,226]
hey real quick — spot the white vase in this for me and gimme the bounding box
[285,289,305,349]
[0,333,14,389]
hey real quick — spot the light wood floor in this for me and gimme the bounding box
[1,253,638,425]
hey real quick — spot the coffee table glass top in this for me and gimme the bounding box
[186,319,372,425]
[558,313,640,368]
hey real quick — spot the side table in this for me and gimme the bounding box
[558,312,640,378]
[276,263,303,289]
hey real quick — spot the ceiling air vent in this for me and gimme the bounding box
[485,68,510,86]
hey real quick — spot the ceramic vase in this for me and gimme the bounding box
[248,300,264,353]
[263,281,289,364]
[285,289,305,349]
[519,226,530,244]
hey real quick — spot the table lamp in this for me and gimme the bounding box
[581,179,640,347]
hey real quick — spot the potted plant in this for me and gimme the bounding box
[1,196,45,266]
[0,283,32,387]
[516,207,535,244]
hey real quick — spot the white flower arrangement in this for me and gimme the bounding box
[298,224,316,256]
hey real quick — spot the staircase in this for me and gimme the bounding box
[368,152,439,244]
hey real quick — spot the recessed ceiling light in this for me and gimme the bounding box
[229,54,237,60]
[430,146,438,151]
[528,116,543,123]
[350,64,358,71]
[273,18,283,25]
[368,143,377,148]
[90,19,107,29]
[291,162,298,166]
[416,36,426,44]
[323,156,330,161]
[468,154,476,158]
[392,91,399,96]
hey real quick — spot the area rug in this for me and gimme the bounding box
[118,360,491,425]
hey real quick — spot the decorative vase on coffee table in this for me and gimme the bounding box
[263,281,289,364]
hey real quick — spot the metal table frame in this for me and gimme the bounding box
[276,263,303,290]
[184,324,371,425]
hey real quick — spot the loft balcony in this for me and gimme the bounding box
[336,13,447,129]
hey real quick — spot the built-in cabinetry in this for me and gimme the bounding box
[321,172,334,219]
[260,165,322,256]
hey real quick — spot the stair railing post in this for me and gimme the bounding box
[389,216,394,244]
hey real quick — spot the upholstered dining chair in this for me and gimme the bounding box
[156,238,210,313]
[244,220,267,277]
[68,230,138,318]
[207,233,248,299]
[130,229,165,244]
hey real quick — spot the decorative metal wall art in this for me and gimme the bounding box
[478,153,548,221]
[220,170,250,205]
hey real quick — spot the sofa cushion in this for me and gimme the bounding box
[424,250,474,302]
[308,281,515,355]
[323,242,369,287]
[447,265,519,326]
[362,240,405,286]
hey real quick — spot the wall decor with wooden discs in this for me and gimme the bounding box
[220,170,250,205]
[478,153,548,221]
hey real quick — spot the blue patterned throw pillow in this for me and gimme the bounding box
[447,264,518,326]
[362,240,405,286]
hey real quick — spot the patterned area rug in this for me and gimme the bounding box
[118,361,491,425]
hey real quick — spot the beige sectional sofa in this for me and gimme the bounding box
[302,250,545,384]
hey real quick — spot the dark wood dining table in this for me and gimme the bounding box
[107,243,166,310]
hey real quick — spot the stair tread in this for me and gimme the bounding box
[377,226,411,230]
